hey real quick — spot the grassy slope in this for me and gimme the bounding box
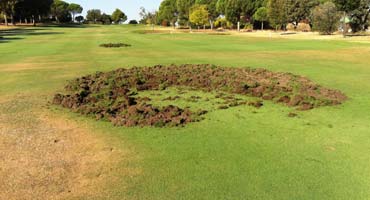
[1,25,370,200]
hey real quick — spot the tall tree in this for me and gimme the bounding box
[157,0,178,27]
[0,0,9,25]
[195,0,218,29]
[334,0,361,13]
[176,0,195,25]
[51,0,70,23]
[253,7,268,30]
[67,3,82,22]
[86,9,101,24]
[348,0,370,31]
[139,7,157,27]
[101,13,111,24]
[189,4,209,29]
[267,0,287,30]
[286,0,320,27]
[15,0,53,25]
[223,0,245,25]
[334,0,368,32]
[111,8,127,24]
[311,2,340,34]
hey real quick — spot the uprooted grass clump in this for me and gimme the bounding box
[53,64,347,127]
[99,43,131,48]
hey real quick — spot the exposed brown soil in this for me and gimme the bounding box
[99,43,131,48]
[53,64,347,127]
[0,95,137,200]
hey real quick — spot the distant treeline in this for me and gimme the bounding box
[0,0,130,25]
[0,0,83,25]
[149,0,370,33]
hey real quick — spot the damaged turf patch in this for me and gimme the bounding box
[53,64,347,127]
[99,43,131,48]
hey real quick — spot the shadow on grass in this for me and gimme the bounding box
[0,28,64,43]
[0,36,23,43]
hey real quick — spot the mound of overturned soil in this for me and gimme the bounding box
[99,43,131,48]
[53,64,346,127]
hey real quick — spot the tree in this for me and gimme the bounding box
[334,0,363,33]
[67,3,82,22]
[195,0,219,29]
[139,7,157,29]
[176,0,195,25]
[223,0,245,26]
[1,0,54,25]
[51,0,70,23]
[86,9,101,24]
[101,13,111,24]
[348,0,370,32]
[253,7,268,30]
[334,0,361,13]
[311,2,340,34]
[14,0,53,25]
[157,0,177,27]
[189,4,209,29]
[0,0,10,25]
[216,0,227,15]
[267,0,287,30]
[286,0,320,27]
[111,8,127,24]
[75,15,83,23]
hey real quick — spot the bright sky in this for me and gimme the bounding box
[64,0,162,20]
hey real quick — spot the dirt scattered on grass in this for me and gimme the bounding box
[0,95,137,200]
[53,64,347,127]
[288,112,298,118]
[99,43,131,48]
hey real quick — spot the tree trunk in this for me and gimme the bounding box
[32,15,35,26]
[209,20,213,30]
[261,22,264,31]
[203,25,205,30]
[362,10,369,31]
[343,12,347,38]
[4,13,8,26]
[237,21,240,32]
[11,14,14,25]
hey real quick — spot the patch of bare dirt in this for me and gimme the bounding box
[53,64,347,127]
[99,43,131,48]
[0,95,137,200]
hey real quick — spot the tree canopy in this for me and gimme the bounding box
[111,8,127,24]
[189,4,209,28]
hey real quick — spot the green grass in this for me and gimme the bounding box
[1,25,370,200]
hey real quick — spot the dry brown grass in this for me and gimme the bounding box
[0,95,139,200]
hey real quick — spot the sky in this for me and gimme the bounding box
[65,0,162,21]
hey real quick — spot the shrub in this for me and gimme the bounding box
[243,23,253,32]
[297,23,311,32]
[286,23,295,31]
[214,18,232,29]
[128,20,138,24]
[311,2,340,35]
[161,20,169,27]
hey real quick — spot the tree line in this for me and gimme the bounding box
[0,0,129,26]
[0,0,82,25]
[153,0,370,34]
